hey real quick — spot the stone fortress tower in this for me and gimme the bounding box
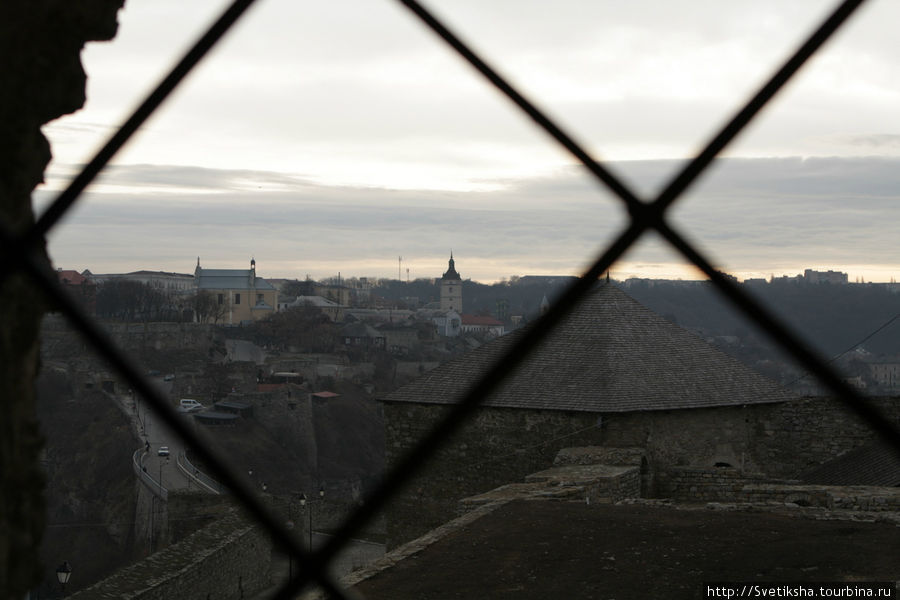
[440,252,462,312]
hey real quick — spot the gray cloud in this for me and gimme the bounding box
[37,156,900,281]
[840,135,900,149]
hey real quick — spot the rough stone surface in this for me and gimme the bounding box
[657,466,792,502]
[383,396,899,548]
[0,2,123,596]
[69,511,270,600]
[553,445,646,466]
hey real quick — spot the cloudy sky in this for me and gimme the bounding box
[36,0,900,282]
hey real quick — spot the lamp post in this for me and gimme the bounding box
[56,561,72,596]
[158,455,169,496]
[285,492,304,581]
[285,517,295,580]
[298,485,325,551]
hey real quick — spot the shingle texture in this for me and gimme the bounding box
[385,283,792,413]
[799,439,900,487]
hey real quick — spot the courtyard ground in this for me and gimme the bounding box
[352,500,898,600]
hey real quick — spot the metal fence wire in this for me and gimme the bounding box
[3,0,899,598]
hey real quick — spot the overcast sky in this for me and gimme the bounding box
[37,0,900,283]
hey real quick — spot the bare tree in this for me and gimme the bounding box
[190,290,228,324]
[95,280,168,321]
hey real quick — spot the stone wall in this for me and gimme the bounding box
[383,396,899,548]
[166,491,237,546]
[71,512,270,600]
[525,464,641,504]
[42,315,222,354]
[748,396,899,477]
[384,403,604,547]
[656,467,793,502]
[598,397,899,480]
[240,387,318,472]
[740,484,900,511]
[657,467,900,511]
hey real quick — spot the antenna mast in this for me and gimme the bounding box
[398,256,402,281]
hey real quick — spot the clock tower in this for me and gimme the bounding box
[440,253,462,313]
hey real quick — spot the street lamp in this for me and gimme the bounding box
[298,486,325,551]
[299,494,309,550]
[56,561,72,596]
[285,518,295,580]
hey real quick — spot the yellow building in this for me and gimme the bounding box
[194,258,277,324]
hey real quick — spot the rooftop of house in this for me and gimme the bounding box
[85,270,194,279]
[799,438,900,487]
[341,322,384,339]
[460,314,504,326]
[383,283,793,413]
[57,269,90,285]
[290,295,341,307]
[195,269,276,291]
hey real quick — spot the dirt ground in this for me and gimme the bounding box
[353,501,899,600]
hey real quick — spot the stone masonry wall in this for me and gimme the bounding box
[384,396,898,548]
[748,396,899,477]
[384,403,604,547]
[525,464,641,504]
[71,512,270,600]
[42,315,222,354]
[656,467,794,502]
[598,397,898,481]
[658,467,900,511]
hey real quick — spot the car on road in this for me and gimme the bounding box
[177,398,205,413]
[163,373,175,381]
[157,446,170,457]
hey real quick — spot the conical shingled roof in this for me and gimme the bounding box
[385,283,793,413]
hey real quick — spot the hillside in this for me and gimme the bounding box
[35,369,140,597]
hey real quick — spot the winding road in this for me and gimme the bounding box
[128,377,206,494]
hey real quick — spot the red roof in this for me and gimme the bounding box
[460,315,504,326]
[57,270,88,285]
[311,391,339,399]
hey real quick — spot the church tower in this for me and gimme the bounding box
[440,252,462,312]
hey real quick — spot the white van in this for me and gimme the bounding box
[178,399,204,413]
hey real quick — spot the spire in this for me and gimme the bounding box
[442,252,460,280]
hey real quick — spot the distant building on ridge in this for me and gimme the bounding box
[804,269,848,284]
[194,258,277,325]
